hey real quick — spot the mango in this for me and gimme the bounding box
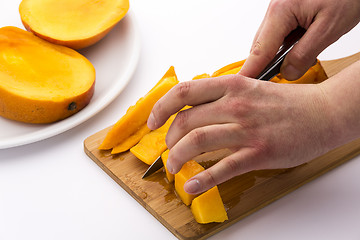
[111,124,151,154]
[161,149,174,183]
[99,66,179,150]
[191,186,228,224]
[0,26,95,123]
[130,114,176,165]
[174,160,204,206]
[19,0,129,49]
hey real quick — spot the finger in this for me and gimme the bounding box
[166,123,247,174]
[239,1,298,78]
[166,100,232,149]
[184,148,263,194]
[280,17,342,80]
[148,77,227,130]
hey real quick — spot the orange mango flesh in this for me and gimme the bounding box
[19,0,129,49]
[211,59,246,77]
[161,149,174,183]
[174,160,205,206]
[0,26,95,123]
[111,124,151,154]
[130,106,191,165]
[130,114,176,165]
[99,66,179,150]
[191,186,228,224]
[210,59,327,84]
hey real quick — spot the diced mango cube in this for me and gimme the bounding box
[191,186,228,224]
[161,149,174,182]
[175,160,204,206]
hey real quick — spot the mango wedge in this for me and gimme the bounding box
[99,66,179,150]
[191,186,228,224]
[130,114,176,165]
[174,160,204,206]
[210,59,327,84]
[130,106,190,165]
[111,124,151,154]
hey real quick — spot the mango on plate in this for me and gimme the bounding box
[175,160,204,206]
[0,26,95,123]
[19,0,129,49]
[191,186,228,224]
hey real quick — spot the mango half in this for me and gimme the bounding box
[19,0,130,49]
[0,26,95,123]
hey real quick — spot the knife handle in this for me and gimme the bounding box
[255,27,306,81]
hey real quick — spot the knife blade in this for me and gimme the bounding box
[142,155,163,178]
[142,27,306,179]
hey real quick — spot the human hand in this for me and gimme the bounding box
[239,0,360,80]
[147,75,338,194]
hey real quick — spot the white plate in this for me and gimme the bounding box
[0,3,140,149]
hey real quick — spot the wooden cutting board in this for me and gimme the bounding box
[84,52,360,240]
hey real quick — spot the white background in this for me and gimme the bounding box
[1,0,360,239]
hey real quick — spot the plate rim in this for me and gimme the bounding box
[0,11,141,149]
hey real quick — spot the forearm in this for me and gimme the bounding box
[320,61,360,148]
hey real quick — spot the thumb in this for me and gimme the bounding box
[280,18,341,80]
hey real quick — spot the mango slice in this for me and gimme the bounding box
[175,160,205,206]
[211,59,246,77]
[130,114,176,165]
[0,26,95,123]
[191,186,228,224]
[99,66,179,150]
[19,0,130,49]
[111,124,151,154]
[161,150,174,183]
[210,59,327,84]
[130,106,190,165]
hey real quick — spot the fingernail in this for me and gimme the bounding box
[166,160,174,174]
[184,179,201,194]
[147,112,156,129]
[281,63,302,80]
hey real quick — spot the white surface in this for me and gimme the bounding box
[0,5,140,149]
[1,1,360,240]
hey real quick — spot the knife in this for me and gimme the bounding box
[142,27,306,179]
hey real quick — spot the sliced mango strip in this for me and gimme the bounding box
[99,66,179,150]
[192,73,210,80]
[211,59,246,77]
[191,186,228,224]
[175,160,205,206]
[130,114,176,165]
[161,149,174,183]
[111,124,151,154]
[130,106,191,165]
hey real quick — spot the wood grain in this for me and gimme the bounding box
[84,52,360,240]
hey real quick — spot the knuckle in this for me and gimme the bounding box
[268,0,289,14]
[173,109,189,130]
[289,49,315,69]
[202,170,218,188]
[175,81,191,100]
[223,157,243,175]
[189,129,207,148]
